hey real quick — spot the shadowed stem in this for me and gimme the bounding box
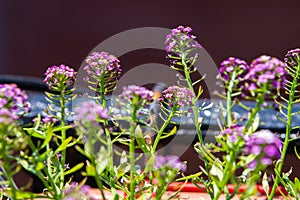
[59,90,66,192]
[129,104,138,200]
[213,151,238,200]
[99,87,118,198]
[226,70,237,126]
[243,89,265,135]
[1,127,17,200]
[269,63,300,199]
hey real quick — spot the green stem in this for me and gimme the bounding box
[226,70,237,126]
[129,105,138,200]
[243,92,264,135]
[100,88,117,197]
[181,55,203,145]
[2,137,17,200]
[59,90,66,192]
[269,64,300,199]
[213,151,237,200]
[45,143,60,199]
[152,106,176,152]
[92,159,107,200]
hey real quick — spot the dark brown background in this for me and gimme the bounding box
[1,1,300,78]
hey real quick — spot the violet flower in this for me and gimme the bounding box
[42,115,59,124]
[44,64,77,90]
[63,182,91,200]
[0,83,30,120]
[162,86,195,107]
[285,48,300,67]
[120,85,154,107]
[218,125,246,148]
[244,130,282,169]
[154,155,186,172]
[218,57,249,81]
[75,101,108,127]
[242,55,287,97]
[83,51,121,84]
[165,25,201,58]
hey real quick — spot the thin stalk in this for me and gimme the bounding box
[99,80,118,197]
[226,70,237,126]
[213,151,237,200]
[2,138,17,200]
[45,143,60,199]
[59,90,66,192]
[129,104,138,200]
[269,63,300,199]
[243,92,264,135]
[92,159,107,200]
[152,105,176,151]
[181,55,203,144]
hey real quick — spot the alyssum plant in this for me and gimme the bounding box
[0,25,299,199]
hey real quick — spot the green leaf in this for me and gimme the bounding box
[35,162,44,171]
[135,125,150,153]
[246,114,259,134]
[52,125,73,133]
[64,163,84,176]
[75,145,92,160]
[262,172,269,197]
[295,146,300,160]
[96,146,109,175]
[116,151,130,179]
[54,136,73,154]
[84,162,96,176]
[5,190,42,199]
[24,128,44,139]
[18,159,36,175]
[175,171,202,181]
[40,129,53,149]
[196,85,204,99]
[160,126,177,139]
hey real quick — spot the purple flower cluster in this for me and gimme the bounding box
[243,55,286,93]
[162,86,195,107]
[75,101,108,127]
[165,25,201,54]
[120,85,154,106]
[33,115,59,124]
[220,125,244,143]
[244,130,282,169]
[0,108,17,124]
[154,155,186,172]
[83,51,121,81]
[218,57,249,81]
[0,84,30,121]
[63,182,91,200]
[44,64,77,89]
[284,48,300,67]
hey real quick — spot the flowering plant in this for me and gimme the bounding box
[0,25,299,200]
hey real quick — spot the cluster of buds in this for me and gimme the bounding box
[161,86,195,107]
[154,155,186,172]
[44,64,77,90]
[83,51,121,94]
[120,85,154,109]
[75,101,108,128]
[63,182,91,200]
[218,57,249,82]
[0,83,30,122]
[284,48,300,67]
[243,55,286,97]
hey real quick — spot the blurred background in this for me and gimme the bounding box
[1,0,300,78]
